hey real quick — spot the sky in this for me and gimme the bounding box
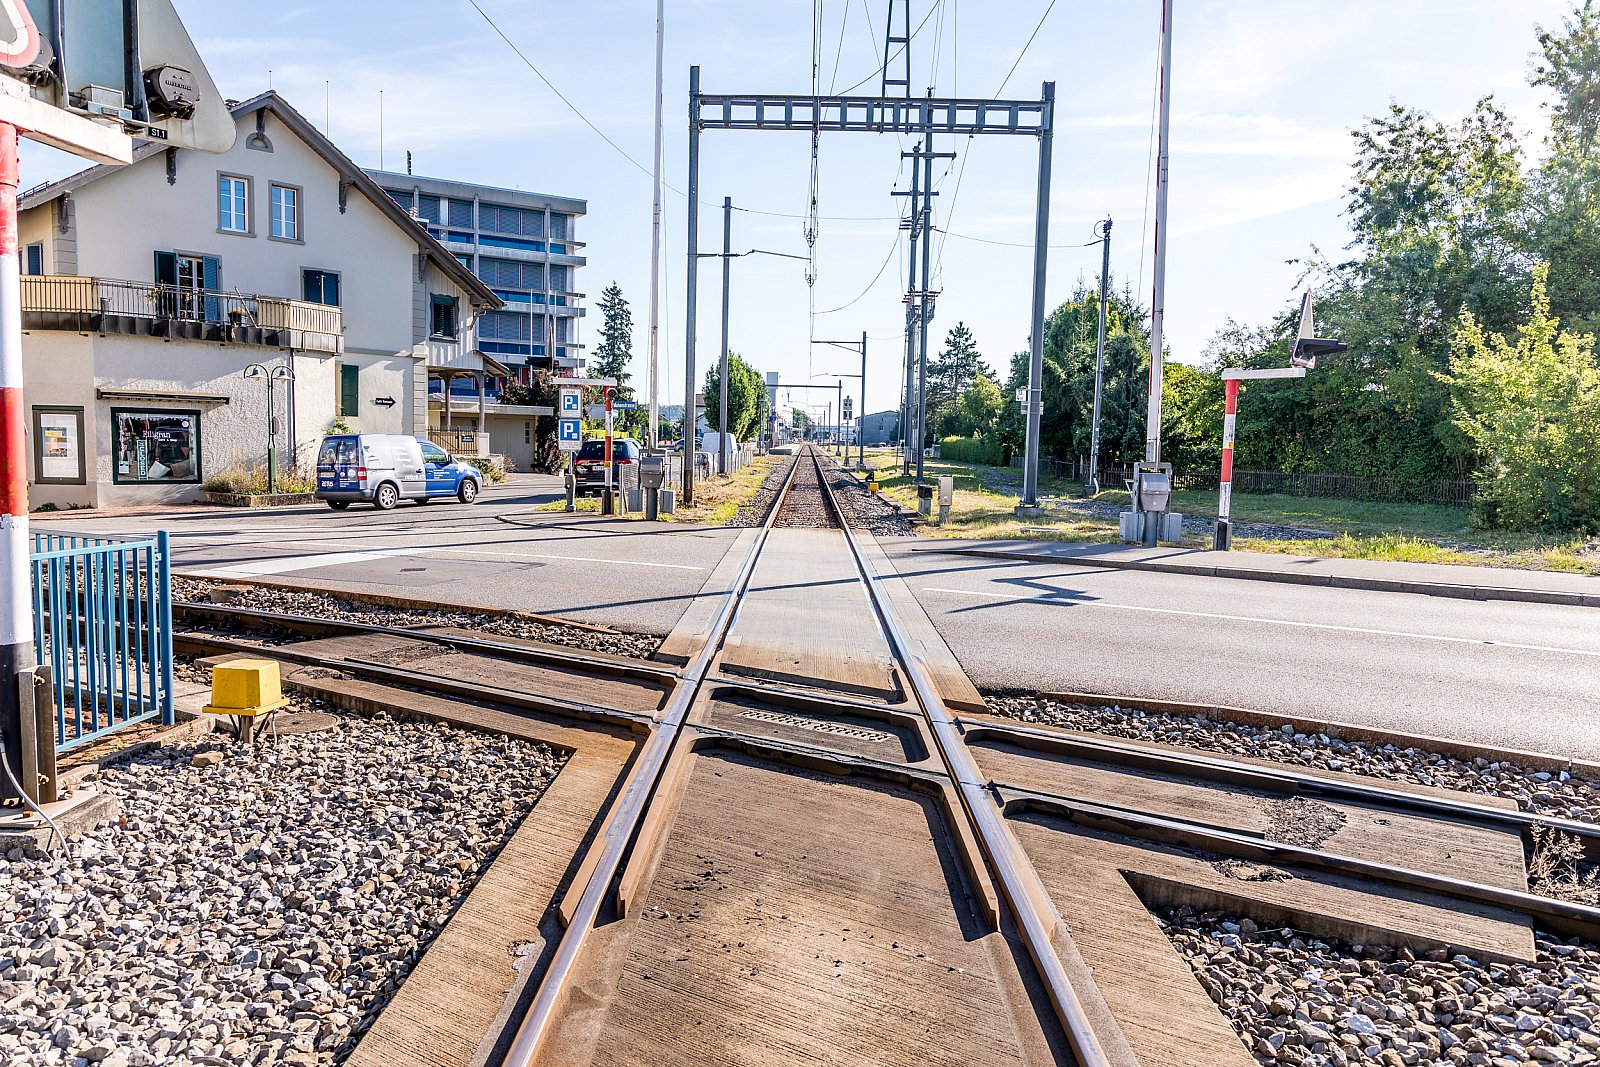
[21,0,1581,420]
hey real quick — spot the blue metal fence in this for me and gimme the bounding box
[29,531,175,751]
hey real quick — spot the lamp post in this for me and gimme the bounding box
[243,362,295,494]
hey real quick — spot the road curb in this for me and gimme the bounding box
[918,545,1600,609]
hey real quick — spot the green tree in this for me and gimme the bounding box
[703,353,764,443]
[946,372,1004,439]
[1530,3,1600,328]
[1442,265,1600,531]
[592,282,646,436]
[926,322,991,440]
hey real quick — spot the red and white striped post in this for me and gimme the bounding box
[1214,376,1239,550]
[0,119,36,794]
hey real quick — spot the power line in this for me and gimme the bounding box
[827,1,851,93]
[995,0,1058,97]
[937,228,1104,250]
[816,224,904,315]
[935,0,1060,280]
[463,0,656,182]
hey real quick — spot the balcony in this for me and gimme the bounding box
[21,275,343,354]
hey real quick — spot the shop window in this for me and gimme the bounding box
[112,409,201,484]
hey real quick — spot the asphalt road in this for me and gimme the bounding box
[41,491,1600,759]
[37,478,739,633]
[883,543,1600,761]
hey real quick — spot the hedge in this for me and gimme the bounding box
[938,436,1007,466]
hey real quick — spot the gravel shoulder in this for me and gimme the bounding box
[0,707,563,1067]
[1165,907,1600,1067]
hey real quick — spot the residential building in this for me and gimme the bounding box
[17,92,501,508]
[860,410,899,446]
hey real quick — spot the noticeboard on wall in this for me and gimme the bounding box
[32,406,86,485]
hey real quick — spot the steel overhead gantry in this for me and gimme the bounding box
[811,333,868,467]
[682,69,1057,505]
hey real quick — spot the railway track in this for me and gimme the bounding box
[150,445,1600,1066]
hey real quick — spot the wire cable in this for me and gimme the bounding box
[817,224,905,314]
[934,0,1060,280]
[836,2,941,96]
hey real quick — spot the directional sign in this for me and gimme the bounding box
[0,0,40,69]
[559,388,582,416]
[372,396,396,409]
[612,400,638,410]
[557,417,582,451]
[586,404,607,420]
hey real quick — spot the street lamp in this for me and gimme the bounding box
[243,362,295,494]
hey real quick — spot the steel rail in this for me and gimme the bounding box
[964,717,1600,847]
[170,600,678,684]
[172,629,655,730]
[499,450,806,1066]
[808,449,1114,1067]
[1000,782,1600,941]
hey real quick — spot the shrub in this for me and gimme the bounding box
[938,436,1007,466]
[460,455,505,484]
[1443,265,1600,533]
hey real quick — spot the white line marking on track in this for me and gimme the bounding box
[185,547,443,579]
[921,586,1600,658]
[184,539,704,574]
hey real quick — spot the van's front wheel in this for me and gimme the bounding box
[458,479,479,504]
[373,483,400,510]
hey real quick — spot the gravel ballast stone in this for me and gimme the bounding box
[0,712,563,1066]
[1163,906,1600,1066]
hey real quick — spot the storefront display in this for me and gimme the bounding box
[32,406,85,484]
[112,409,201,484]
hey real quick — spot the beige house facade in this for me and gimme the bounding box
[17,91,500,508]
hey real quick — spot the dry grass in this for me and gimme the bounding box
[1528,826,1600,905]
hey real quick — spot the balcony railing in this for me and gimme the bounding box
[22,275,342,354]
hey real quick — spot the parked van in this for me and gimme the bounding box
[315,434,483,510]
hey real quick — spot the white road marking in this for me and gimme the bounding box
[185,547,443,579]
[921,585,1600,658]
[184,538,704,574]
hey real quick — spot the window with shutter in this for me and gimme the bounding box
[339,364,360,416]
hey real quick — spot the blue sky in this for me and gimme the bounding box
[23,0,1578,418]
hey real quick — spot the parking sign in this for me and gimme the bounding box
[558,417,582,451]
[559,387,582,416]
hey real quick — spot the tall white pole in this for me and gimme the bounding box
[646,0,665,449]
[1145,0,1173,464]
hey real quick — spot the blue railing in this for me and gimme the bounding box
[29,531,175,751]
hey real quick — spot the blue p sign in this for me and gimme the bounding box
[558,417,582,451]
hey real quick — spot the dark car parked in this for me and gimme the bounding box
[573,438,641,494]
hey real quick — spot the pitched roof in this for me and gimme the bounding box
[20,91,499,309]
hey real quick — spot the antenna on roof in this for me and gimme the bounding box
[406,150,412,176]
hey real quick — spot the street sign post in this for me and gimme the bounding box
[557,418,582,450]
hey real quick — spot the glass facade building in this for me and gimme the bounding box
[366,170,586,376]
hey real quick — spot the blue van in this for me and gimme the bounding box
[315,434,483,510]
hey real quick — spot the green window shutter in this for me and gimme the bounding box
[340,364,360,416]
[153,250,177,286]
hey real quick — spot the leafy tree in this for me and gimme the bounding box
[944,373,1005,439]
[1530,3,1600,328]
[1442,265,1600,531]
[702,352,765,443]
